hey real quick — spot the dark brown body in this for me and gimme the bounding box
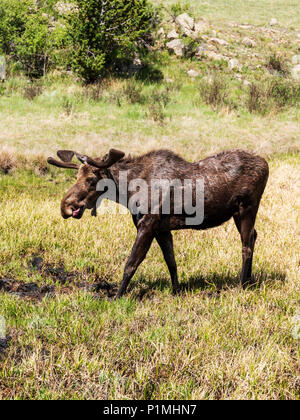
[48,148,269,298]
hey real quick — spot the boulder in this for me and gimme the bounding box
[209,38,229,47]
[206,51,227,61]
[166,39,185,57]
[242,37,256,48]
[194,21,210,35]
[270,18,278,26]
[291,64,300,80]
[228,58,241,70]
[187,69,200,78]
[157,27,165,38]
[292,55,300,65]
[195,45,207,57]
[0,56,6,80]
[167,29,179,40]
[175,13,195,37]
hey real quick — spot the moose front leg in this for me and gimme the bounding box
[115,227,154,299]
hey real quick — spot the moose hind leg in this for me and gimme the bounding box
[234,205,258,287]
[156,232,179,294]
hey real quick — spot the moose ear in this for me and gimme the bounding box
[85,149,125,169]
[106,149,125,164]
[57,150,75,162]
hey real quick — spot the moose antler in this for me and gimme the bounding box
[47,148,124,170]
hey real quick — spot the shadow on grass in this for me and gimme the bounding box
[130,268,287,300]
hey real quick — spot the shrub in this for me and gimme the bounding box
[267,53,289,76]
[169,1,192,21]
[182,36,198,58]
[85,82,104,102]
[67,0,157,83]
[0,149,17,173]
[0,0,31,55]
[146,88,171,124]
[62,96,74,116]
[123,80,144,104]
[268,78,300,107]
[247,82,269,114]
[247,78,300,114]
[23,83,43,100]
[0,0,69,78]
[198,75,229,110]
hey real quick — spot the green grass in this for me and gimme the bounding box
[155,0,300,27]
[0,0,300,400]
[0,70,299,160]
[0,154,299,399]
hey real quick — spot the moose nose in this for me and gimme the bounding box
[60,201,73,219]
[61,207,72,219]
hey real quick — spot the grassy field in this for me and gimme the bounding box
[0,0,300,400]
[155,0,300,27]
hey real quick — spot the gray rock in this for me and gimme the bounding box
[206,51,227,61]
[167,29,179,40]
[187,69,200,78]
[194,21,210,35]
[0,56,6,80]
[292,55,300,65]
[175,13,195,37]
[270,18,278,26]
[228,58,241,70]
[209,38,229,47]
[291,64,300,80]
[166,39,185,57]
[242,37,256,48]
[157,27,165,38]
[195,45,208,57]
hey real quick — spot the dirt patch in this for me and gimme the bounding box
[82,279,118,299]
[0,338,9,351]
[0,256,118,300]
[0,278,55,300]
[28,256,78,284]
[0,276,117,300]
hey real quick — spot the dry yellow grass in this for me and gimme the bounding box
[0,0,300,397]
[0,151,299,399]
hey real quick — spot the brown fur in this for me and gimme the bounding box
[48,148,269,298]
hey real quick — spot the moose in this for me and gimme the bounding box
[47,148,269,298]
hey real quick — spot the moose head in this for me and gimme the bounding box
[47,149,125,219]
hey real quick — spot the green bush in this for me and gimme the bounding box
[169,1,192,21]
[198,74,230,110]
[247,77,300,114]
[0,0,30,54]
[0,0,69,78]
[67,0,158,83]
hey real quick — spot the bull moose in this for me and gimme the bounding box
[47,148,269,298]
